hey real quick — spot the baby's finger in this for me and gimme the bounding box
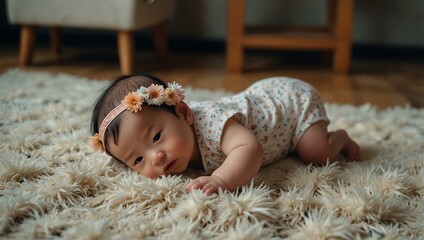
[203,183,219,196]
[185,179,205,191]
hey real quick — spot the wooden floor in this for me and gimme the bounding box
[0,42,423,109]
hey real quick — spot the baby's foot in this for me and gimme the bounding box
[338,129,361,161]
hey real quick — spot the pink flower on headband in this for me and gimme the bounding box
[89,133,104,152]
[122,92,143,113]
[147,84,165,105]
[165,82,185,105]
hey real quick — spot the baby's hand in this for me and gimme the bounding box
[185,175,229,196]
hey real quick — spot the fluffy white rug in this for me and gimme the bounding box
[0,69,423,239]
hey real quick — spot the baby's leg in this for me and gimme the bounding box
[296,121,360,164]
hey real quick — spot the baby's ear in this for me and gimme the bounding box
[175,102,193,125]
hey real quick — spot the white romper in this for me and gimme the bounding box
[190,77,329,174]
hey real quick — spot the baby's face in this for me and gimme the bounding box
[107,104,197,178]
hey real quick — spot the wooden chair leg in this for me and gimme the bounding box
[227,0,245,72]
[117,30,135,75]
[333,0,354,73]
[50,27,61,59]
[326,0,337,32]
[151,22,168,57]
[19,26,37,66]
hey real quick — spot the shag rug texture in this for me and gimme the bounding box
[0,69,423,240]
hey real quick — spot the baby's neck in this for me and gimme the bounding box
[188,125,203,169]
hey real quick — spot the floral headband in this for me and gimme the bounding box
[89,82,185,153]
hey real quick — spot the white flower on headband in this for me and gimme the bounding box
[137,87,149,99]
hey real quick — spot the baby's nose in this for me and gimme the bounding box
[153,151,165,165]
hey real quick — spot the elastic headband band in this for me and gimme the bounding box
[98,104,127,150]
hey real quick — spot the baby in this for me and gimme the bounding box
[90,74,360,195]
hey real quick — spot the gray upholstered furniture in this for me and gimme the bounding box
[6,0,176,74]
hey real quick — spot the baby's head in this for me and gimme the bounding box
[90,74,197,178]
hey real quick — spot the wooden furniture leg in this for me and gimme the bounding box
[151,22,168,57]
[19,26,37,66]
[333,0,354,73]
[117,30,135,75]
[227,0,245,71]
[226,0,354,74]
[327,0,336,32]
[50,27,61,58]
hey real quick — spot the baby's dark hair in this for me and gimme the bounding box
[90,74,177,155]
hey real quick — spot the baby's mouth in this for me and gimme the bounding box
[164,160,176,173]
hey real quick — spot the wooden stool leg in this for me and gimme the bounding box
[333,0,354,73]
[19,26,37,66]
[326,0,337,32]
[227,0,245,72]
[151,22,168,57]
[117,30,135,75]
[50,27,61,59]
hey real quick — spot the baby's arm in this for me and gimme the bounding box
[186,118,264,195]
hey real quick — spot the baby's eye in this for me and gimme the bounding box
[135,156,143,165]
[153,131,162,143]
